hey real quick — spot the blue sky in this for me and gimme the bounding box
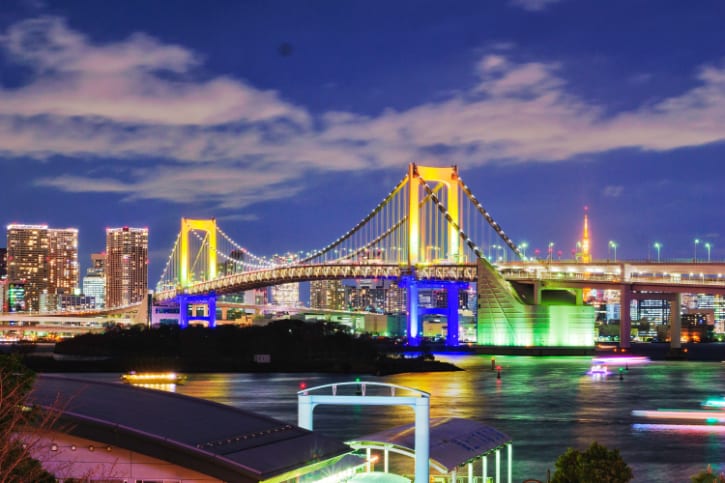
[1,0,724,282]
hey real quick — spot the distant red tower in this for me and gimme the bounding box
[580,206,591,263]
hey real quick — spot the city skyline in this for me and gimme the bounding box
[1,1,724,283]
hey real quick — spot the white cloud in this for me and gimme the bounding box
[3,16,725,208]
[0,17,310,126]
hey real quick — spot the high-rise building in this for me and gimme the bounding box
[91,252,106,271]
[0,280,6,312]
[82,252,106,308]
[6,224,80,311]
[105,227,148,308]
[310,279,346,310]
[271,253,300,307]
[48,228,79,298]
[81,252,106,309]
[7,224,50,311]
[0,247,7,279]
[271,283,300,307]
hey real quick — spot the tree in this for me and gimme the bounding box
[551,441,633,483]
[0,355,56,482]
[691,464,725,483]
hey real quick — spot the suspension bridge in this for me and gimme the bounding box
[71,163,725,349]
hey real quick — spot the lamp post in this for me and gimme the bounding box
[705,242,712,262]
[694,238,700,262]
[654,242,662,262]
[609,241,618,262]
[519,242,528,260]
[548,242,554,264]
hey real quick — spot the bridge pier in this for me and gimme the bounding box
[178,292,217,328]
[619,287,632,349]
[403,276,463,346]
[628,291,683,349]
[671,293,682,349]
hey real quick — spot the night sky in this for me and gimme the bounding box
[1,0,724,283]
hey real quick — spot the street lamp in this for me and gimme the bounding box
[694,238,700,262]
[548,242,554,263]
[609,241,618,262]
[518,242,528,260]
[705,242,712,262]
[654,242,662,262]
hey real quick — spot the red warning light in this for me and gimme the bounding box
[299,382,307,390]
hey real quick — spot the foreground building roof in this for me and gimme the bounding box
[347,417,511,473]
[29,375,355,482]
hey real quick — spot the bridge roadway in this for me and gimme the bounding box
[8,260,725,343]
[155,260,725,302]
[155,263,479,301]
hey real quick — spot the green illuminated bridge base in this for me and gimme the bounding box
[476,259,595,347]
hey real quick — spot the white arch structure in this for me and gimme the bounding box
[298,381,430,482]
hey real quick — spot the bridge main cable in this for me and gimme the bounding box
[457,177,523,260]
[299,174,409,264]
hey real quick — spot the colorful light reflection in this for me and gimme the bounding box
[633,423,725,433]
[701,397,725,409]
[632,409,725,423]
[592,356,650,365]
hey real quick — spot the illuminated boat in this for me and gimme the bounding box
[587,364,609,376]
[121,371,187,385]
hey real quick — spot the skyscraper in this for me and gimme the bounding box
[83,252,106,308]
[105,227,148,307]
[48,228,79,297]
[310,279,346,310]
[0,247,7,279]
[271,253,300,307]
[7,224,50,311]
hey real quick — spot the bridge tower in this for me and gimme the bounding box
[408,164,461,264]
[406,164,465,346]
[179,218,218,287]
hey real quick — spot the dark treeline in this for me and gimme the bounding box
[22,320,461,375]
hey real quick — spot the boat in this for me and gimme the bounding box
[587,363,609,376]
[121,371,187,385]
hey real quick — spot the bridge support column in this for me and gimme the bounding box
[533,281,541,305]
[619,286,632,349]
[446,283,461,346]
[670,294,681,349]
[404,276,421,345]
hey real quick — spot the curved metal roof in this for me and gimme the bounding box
[29,374,353,482]
[346,417,511,472]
